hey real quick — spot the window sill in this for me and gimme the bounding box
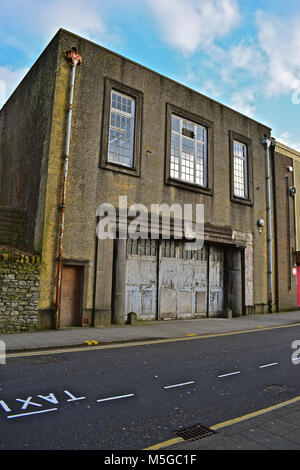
[231,194,253,206]
[166,177,213,195]
[99,160,140,177]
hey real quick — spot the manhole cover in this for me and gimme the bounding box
[175,424,217,441]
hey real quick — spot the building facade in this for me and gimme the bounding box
[1,29,297,331]
[271,142,300,310]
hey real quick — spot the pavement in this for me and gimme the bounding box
[1,309,300,450]
[0,310,300,353]
[161,398,300,450]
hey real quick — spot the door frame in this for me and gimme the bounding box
[60,259,88,327]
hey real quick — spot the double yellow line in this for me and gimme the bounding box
[144,395,300,450]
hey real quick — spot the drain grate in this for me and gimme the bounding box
[175,424,217,442]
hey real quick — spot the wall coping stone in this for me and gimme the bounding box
[0,252,41,265]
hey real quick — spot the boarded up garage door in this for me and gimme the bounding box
[209,245,224,316]
[125,239,224,320]
[159,240,208,319]
[126,239,157,321]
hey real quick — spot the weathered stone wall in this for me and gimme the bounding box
[0,252,40,333]
[0,33,60,253]
[0,207,27,247]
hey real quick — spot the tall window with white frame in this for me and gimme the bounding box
[170,114,208,187]
[108,90,135,167]
[233,140,248,198]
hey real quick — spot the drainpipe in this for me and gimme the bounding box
[262,136,276,313]
[54,48,82,330]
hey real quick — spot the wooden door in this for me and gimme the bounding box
[60,265,83,327]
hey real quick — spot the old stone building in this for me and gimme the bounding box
[0,29,298,331]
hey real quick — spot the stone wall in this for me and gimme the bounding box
[0,32,59,253]
[0,207,27,247]
[0,251,40,333]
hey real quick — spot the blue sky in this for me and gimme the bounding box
[0,0,300,150]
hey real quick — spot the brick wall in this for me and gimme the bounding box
[0,251,40,333]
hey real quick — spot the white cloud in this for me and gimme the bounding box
[0,0,108,105]
[0,0,106,48]
[33,0,106,39]
[204,42,265,88]
[0,66,29,109]
[227,43,266,77]
[229,88,257,118]
[191,10,300,124]
[212,11,300,100]
[147,0,240,54]
[256,11,300,97]
[200,79,221,99]
[190,10,300,107]
[276,131,300,152]
[0,82,5,109]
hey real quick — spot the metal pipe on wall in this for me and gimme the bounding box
[54,48,82,330]
[262,136,275,312]
[286,176,292,290]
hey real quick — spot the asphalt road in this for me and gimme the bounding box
[1,324,300,450]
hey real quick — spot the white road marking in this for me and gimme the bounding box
[7,408,58,419]
[163,381,195,389]
[0,400,11,413]
[96,394,135,403]
[16,397,42,409]
[218,371,241,378]
[259,362,279,368]
[64,390,86,401]
[37,393,59,404]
